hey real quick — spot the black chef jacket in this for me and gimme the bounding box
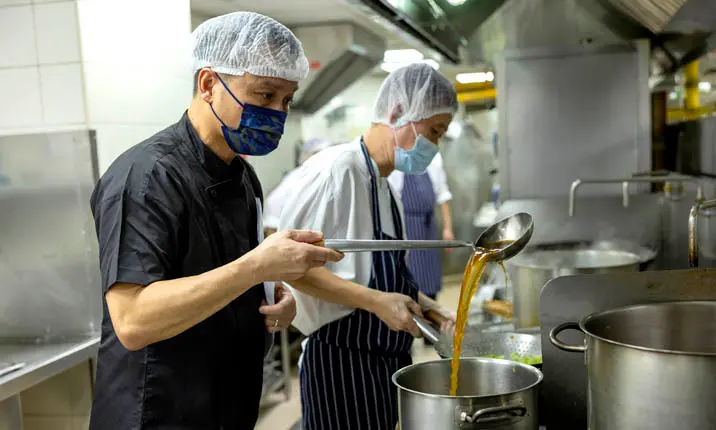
[89,112,268,430]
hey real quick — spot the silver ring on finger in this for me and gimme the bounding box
[273,319,279,328]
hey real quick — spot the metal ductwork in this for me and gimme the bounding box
[291,23,385,114]
[342,0,715,88]
[343,0,508,64]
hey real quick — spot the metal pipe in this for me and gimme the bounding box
[688,199,716,268]
[569,175,704,217]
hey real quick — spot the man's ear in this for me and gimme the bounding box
[197,68,218,103]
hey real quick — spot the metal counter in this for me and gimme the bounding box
[0,336,99,402]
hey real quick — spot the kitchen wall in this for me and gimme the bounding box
[77,0,192,172]
[0,0,86,134]
[0,0,192,174]
[301,74,384,144]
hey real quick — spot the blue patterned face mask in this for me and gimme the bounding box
[209,73,287,156]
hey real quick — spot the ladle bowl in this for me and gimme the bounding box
[474,212,534,261]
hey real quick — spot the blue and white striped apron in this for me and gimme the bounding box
[299,139,419,430]
[402,173,442,297]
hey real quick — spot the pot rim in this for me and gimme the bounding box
[508,249,641,270]
[391,357,543,400]
[580,300,716,357]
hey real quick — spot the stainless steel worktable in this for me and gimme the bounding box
[0,336,100,402]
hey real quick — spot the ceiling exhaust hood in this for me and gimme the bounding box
[464,0,715,88]
[291,23,385,114]
[344,0,508,64]
[341,0,714,89]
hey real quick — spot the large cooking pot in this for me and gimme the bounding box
[507,242,648,328]
[392,358,542,429]
[550,301,716,430]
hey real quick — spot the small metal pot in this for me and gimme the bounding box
[507,245,642,328]
[550,301,716,430]
[392,358,542,429]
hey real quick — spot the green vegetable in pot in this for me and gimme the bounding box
[479,353,542,365]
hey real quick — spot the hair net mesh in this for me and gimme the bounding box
[191,12,309,82]
[373,63,458,127]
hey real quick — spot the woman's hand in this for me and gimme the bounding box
[442,228,455,253]
[433,306,457,335]
[259,282,296,333]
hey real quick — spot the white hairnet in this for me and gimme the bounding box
[300,138,332,163]
[373,63,458,127]
[191,12,309,82]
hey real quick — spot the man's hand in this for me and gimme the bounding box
[259,282,296,333]
[247,230,343,282]
[368,292,423,337]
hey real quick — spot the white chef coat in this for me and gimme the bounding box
[263,167,304,230]
[387,152,453,204]
[279,137,405,334]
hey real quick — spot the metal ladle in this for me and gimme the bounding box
[318,212,534,261]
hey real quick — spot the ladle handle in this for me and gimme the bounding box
[316,239,472,253]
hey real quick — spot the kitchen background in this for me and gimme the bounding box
[1,0,716,428]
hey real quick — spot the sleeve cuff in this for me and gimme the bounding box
[436,191,453,205]
[105,267,164,292]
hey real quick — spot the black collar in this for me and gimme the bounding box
[177,111,246,181]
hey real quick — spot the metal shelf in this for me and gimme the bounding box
[260,328,304,405]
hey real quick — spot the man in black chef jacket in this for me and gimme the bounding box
[88,12,345,430]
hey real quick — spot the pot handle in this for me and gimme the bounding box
[460,400,527,424]
[549,322,586,352]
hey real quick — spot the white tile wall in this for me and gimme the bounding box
[0,67,44,128]
[40,63,85,125]
[83,62,190,126]
[94,124,165,173]
[0,5,38,68]
[76,0,191,76]
[0,0,30,7]
[33,1,80,64]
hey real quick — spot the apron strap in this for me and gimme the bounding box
[359,138,405,240]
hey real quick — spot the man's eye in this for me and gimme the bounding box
[262,93,273,100]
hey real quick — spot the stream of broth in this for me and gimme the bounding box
[450,240,515,396]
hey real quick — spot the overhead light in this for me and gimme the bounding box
[446,0,467,5]
[699,81,712,92]
[383,49,424,63]
[456,71,494,84]
[669,91,678,100]
[380,59,440,74]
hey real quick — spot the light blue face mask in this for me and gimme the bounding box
[394,123,439,175]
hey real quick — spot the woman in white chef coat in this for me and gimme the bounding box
[280,63,458,430]
[263,137,333,235]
